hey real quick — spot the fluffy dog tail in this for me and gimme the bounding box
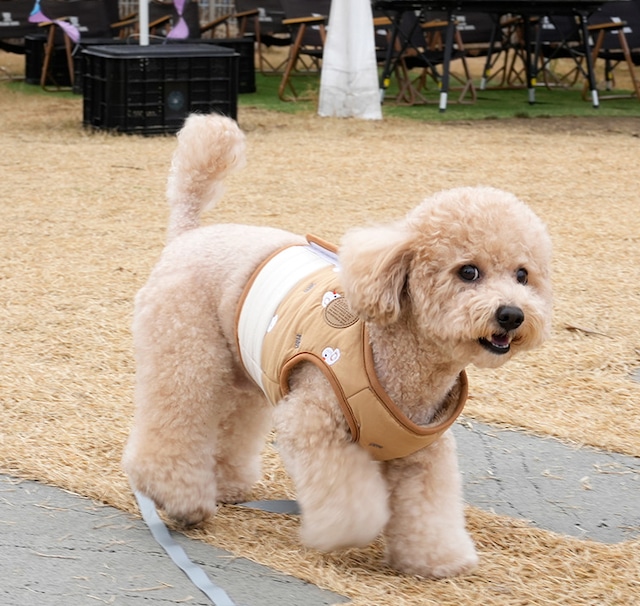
[166,113,246,242]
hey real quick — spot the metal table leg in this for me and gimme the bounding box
[523,15,536,104]
[578,11,599,107]
[378,11,402,103]
[439,12,456,112]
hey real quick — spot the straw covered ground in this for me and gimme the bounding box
[1,71,640,604]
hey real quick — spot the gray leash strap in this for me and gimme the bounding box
[237,499,300,514]
[134,491,236,606]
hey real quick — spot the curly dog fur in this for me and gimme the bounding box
[123,114,552,578]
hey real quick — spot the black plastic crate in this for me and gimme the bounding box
[73,39,127,95]
[82,44,239,135]
[75,37,255,95]
[160,36,256,94]
[206,35,256,94]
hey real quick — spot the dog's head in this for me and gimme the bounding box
[339,187,552,369]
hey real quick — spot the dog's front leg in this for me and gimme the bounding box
[274,365,390,552]
[382,430,478,578]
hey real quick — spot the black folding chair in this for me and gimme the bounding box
[278,0,330,100]
[234,1,292,74]
[456,12,529,90]
[534,14,588,88]
[587,0,640,100]
[34,0,122,90]
[384,9,476,106]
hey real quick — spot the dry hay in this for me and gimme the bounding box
[1,76,640,605]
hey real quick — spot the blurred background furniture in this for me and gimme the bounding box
[33,0,124,90]
[391,10,476,105]
[374,0,620,111]
[586,0,640,100]
[277,0,329,99]
[232,0,292,74]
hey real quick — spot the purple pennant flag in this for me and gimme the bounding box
[29,0,81,43]
[166,0,189,39]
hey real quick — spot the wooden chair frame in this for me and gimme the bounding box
[393,19,477,106]
[585,19,640,101]
[278,13,326,101]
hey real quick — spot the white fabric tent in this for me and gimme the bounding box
[317,0,382,120]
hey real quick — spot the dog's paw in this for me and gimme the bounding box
[386,536,479,579]
[299,494,390,552]
[422,551,479,579]
[170,506,214,529]
[216,487,252,505]
[152,496,216,528]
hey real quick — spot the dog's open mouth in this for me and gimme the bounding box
[479,334,512,355]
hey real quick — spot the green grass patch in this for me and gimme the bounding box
[5,69,637,121]
[240,72,640,121]
[5,79,78,99]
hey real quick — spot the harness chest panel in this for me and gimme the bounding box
[236,240,467,460]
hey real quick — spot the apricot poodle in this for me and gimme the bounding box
[123,114,552,579]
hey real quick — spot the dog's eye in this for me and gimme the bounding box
[458,265,480,282]
[516,268,529,285]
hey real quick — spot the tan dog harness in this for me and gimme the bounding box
[236,236,468,461]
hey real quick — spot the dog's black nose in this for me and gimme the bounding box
[496,306,524,331]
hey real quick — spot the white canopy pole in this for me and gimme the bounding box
[318,0,382,120]
[139,0,149,45]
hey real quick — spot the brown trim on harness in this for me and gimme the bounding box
[280,351,362,442]
[306,233,338,254]
[236,236,468,461]
[278,323,468,460]
[361,325,468,439]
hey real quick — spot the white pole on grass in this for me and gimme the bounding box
[139,0,150,45]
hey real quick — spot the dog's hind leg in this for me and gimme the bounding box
[213,390,273,504]
[123,274,250,526]
[273,365,390,552]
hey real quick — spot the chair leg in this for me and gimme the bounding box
[258,43,289,74]
[40,24,74,91]
[604,58,614,90]
[394,63,428,105]
[585,29,640,102]
[253,14,289,75]
[453,32,476,104]
[616,28,640,100]
[40,25,56,88]
[254,16,269,74]
[64,34,74,88]
[454,60,477,103]
[278,25,305,101]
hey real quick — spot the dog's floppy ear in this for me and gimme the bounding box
[339,222,413,326]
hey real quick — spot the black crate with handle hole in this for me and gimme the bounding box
[82,44,239,135]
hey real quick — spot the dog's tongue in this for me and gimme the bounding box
[491,334,510,347]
